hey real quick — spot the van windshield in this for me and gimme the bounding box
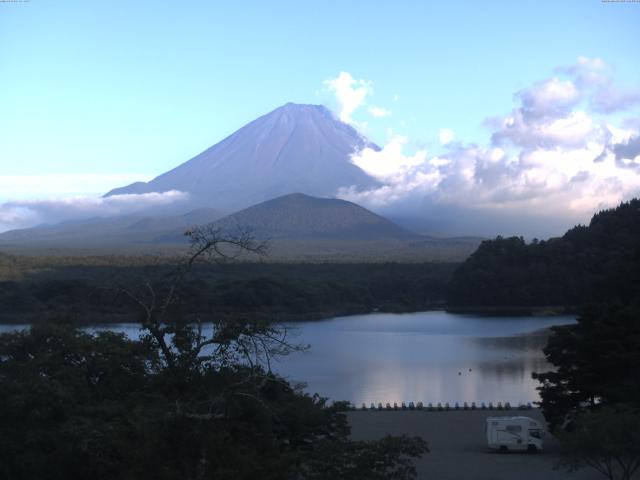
[529,429,542,439]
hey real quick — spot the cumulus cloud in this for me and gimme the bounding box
[0,190,189,232]
[556,56,611,88]
[518,78,581,119]
[324,72,372,124]
[337,57,640,237]
[591,87,640,114]
[613,135,640,168]
[557,56,640,113]
[350,136,428,181]
[492,109,600,149]
[324,72,394,126]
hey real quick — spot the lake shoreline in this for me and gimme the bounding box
[1,311,577,405]
[445,305,576,317]
[0,302,576,325]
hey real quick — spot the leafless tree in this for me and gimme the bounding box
[115,225,309,421]
[120,225,301,372]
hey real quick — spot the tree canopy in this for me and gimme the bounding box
[448,199,640,309]
[0,226,428,480]
[533,302,640,431]
[556,406,640,480]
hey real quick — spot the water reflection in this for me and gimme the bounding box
[274,311,575,405]
[472,329,552,351]
[0,311,575,405]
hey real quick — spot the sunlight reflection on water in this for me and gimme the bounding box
[0,311,575,404]
[274,311,575,404]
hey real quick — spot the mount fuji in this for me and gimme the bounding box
[106,103,380,211]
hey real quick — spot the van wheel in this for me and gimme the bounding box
[527,445,538,453]
[499,446,508,453]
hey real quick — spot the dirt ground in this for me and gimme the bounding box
[347,409,604,480]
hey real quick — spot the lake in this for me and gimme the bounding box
[0,311,575,405]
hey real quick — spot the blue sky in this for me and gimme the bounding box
[1,1,639,234]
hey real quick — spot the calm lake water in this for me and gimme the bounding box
[0,311,575,405]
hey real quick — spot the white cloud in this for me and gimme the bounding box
[324,72,372,124]
[556,56,610,88]
[493,109,600,149]
[518,77,580,119]
[0,190,189,232]
[343,136,640,228]
[591,86,640,113]
[557,56,640,113]
[336,57,640,236]
[350,136,427,180]
[368,106,391,118]
[0,173,153,203]
[439,129,455,145]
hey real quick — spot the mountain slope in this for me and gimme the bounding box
[153,194,482,261]
[106,103,380,210]
[0,193,480,260]
[0,208,223,247]
[156,193,417,242]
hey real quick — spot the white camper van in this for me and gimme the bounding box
[486,416,544,453]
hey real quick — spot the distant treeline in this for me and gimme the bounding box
[0,261,457,323]
[448,199,640,310]
[3,199,638,322]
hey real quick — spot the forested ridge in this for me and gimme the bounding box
[524,201,640,479]
[0,261,456,324]
[442,198,640,477]
[448,199,640,309]
[2,199,639,322]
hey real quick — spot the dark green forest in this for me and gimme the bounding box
[448,199,640,310]
[2,199,639,323]
[449,199,640,478]
[0,260,456,324]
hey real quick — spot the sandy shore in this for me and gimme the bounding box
[348,409,604,480]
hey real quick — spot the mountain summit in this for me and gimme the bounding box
[106,103,379,210]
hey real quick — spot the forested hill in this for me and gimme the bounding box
[157,193,417,241]
[447,199,640,310]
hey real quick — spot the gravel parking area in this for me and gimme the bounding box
[347,409,604,480]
